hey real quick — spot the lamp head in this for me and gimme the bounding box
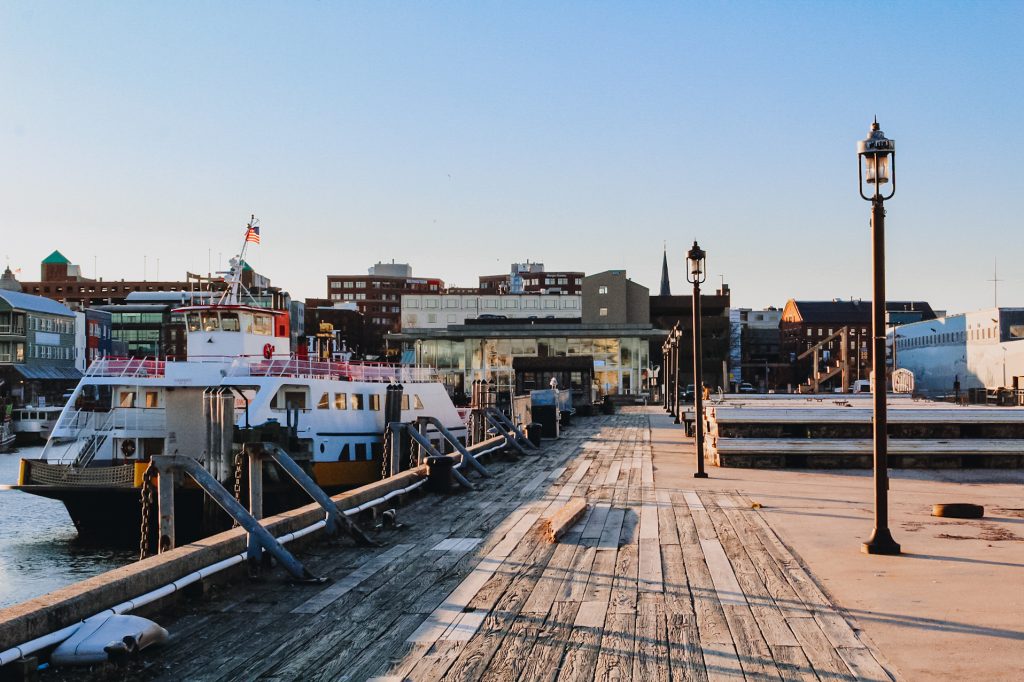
[686,240,707,284]
[857,118,896,200]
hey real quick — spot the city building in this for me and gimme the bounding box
[0,290,81,406]
[393,270,660,404]
[74,309,114,372]
[478,262,584,296]
[326,262,443,357]
[401,293,581,330]
[582,270,650,325]
[737,307,783,391]
[780,298,936,391]
[891,307,1024,396]
[650,285,732,390]
[19,250,287,309]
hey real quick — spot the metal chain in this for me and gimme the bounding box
[232,451,244,527]
[380,425,393,480]
[138,466,156,560]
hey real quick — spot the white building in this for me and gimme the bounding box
[401,293,581,330]
[891,307,1024,395]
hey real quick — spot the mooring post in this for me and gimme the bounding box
[157,466,175,553]
[248,446,263,520]
[389,422,403,475]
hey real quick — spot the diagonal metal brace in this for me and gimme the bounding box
[405,427,474,490]
[148,455,327,584]
[251,443,377,547]
[421,416,491,477]
[484,412,529,456]
[485,407,538,450]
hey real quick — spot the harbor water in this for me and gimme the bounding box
[0,447,134,609]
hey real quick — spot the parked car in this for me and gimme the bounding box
[681,384,696,402]
[738,382,757,394]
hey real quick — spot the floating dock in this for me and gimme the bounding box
[0,409,896,680]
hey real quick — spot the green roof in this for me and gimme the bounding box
[42,250,71,265]
[239,259,254,272]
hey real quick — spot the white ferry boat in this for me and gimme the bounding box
[12,404,63,443]
[7,226,465,541]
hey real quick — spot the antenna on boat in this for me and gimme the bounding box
[217,215,260,306]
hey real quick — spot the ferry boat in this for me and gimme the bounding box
[12,404,63,444]
[5,222,466,541]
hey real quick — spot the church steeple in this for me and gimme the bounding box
[659,245,671,296]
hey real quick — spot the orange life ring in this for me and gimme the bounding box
[263,343,275,360]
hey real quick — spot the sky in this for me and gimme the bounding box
[1,2,1021,314]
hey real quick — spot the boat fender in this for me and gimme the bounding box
[50,614,169,666]
[263,343,275,359]
[121,439,136,458]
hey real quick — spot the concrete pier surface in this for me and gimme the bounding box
[24,408,1023,681]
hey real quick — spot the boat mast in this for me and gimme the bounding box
[217,215,259,306]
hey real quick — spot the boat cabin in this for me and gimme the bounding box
[176,305,291,359]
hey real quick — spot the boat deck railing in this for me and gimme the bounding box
[84,355,437,383]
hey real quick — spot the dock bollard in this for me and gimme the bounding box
[426,455,455,494]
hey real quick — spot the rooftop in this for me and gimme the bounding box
[0,290,76,317]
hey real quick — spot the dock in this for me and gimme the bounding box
[64,409,893,681]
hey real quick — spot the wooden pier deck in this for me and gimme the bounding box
[127,409,893,681]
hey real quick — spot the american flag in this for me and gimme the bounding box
[245,224,260,244]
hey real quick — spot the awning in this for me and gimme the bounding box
[11,365,83,381]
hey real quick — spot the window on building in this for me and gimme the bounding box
[598,286,608,294]
[428,314,437,324]
[355,281,366,288]
[599,307,608,316]
[330,281,341,289]
[343,281,354,288]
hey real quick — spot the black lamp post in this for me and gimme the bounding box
[662,338,670,410]
[858,118,900,555]
[687,241,708,478]
[672,326,682,424]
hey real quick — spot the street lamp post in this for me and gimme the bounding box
[673,326,682,424]
[858,118,901,555]
[662,339,670,410]
[687,241,709,478]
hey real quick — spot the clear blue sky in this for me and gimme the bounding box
[1,2,1021,313]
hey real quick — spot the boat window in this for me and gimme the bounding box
[369,395,381,411]
[239,312,254,334]
[253,315,271,336]
[200,312,220,331]
[338,443,350,461]
[145,391,159,408]
[119,391,135,408]
[350,394,364,410]
[371,442,382,460]
[221,312,240,332]
[357,443,370,460]
[401,395,410,410]
[186,313,201,332]
[317,392,330,409]
[413,395,424,410]
[334,393,347,410]
[284,391,307,410]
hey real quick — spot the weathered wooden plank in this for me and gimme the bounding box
[604,460,622,487]
[518,600,581,682]
[592,611,636,682]
[665,612,709,682]
[784,616,856,680]
[581,502,612,540]
[598,507,626,550]
[721,603,782,680]
[556,600,609,682]
[836,645,895,682]
[698,538,745,607]
[638,537,663,593]
[608,541,639,614]
[290,543,417,614]
[633,592,670,682]
[768,645,818,682]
